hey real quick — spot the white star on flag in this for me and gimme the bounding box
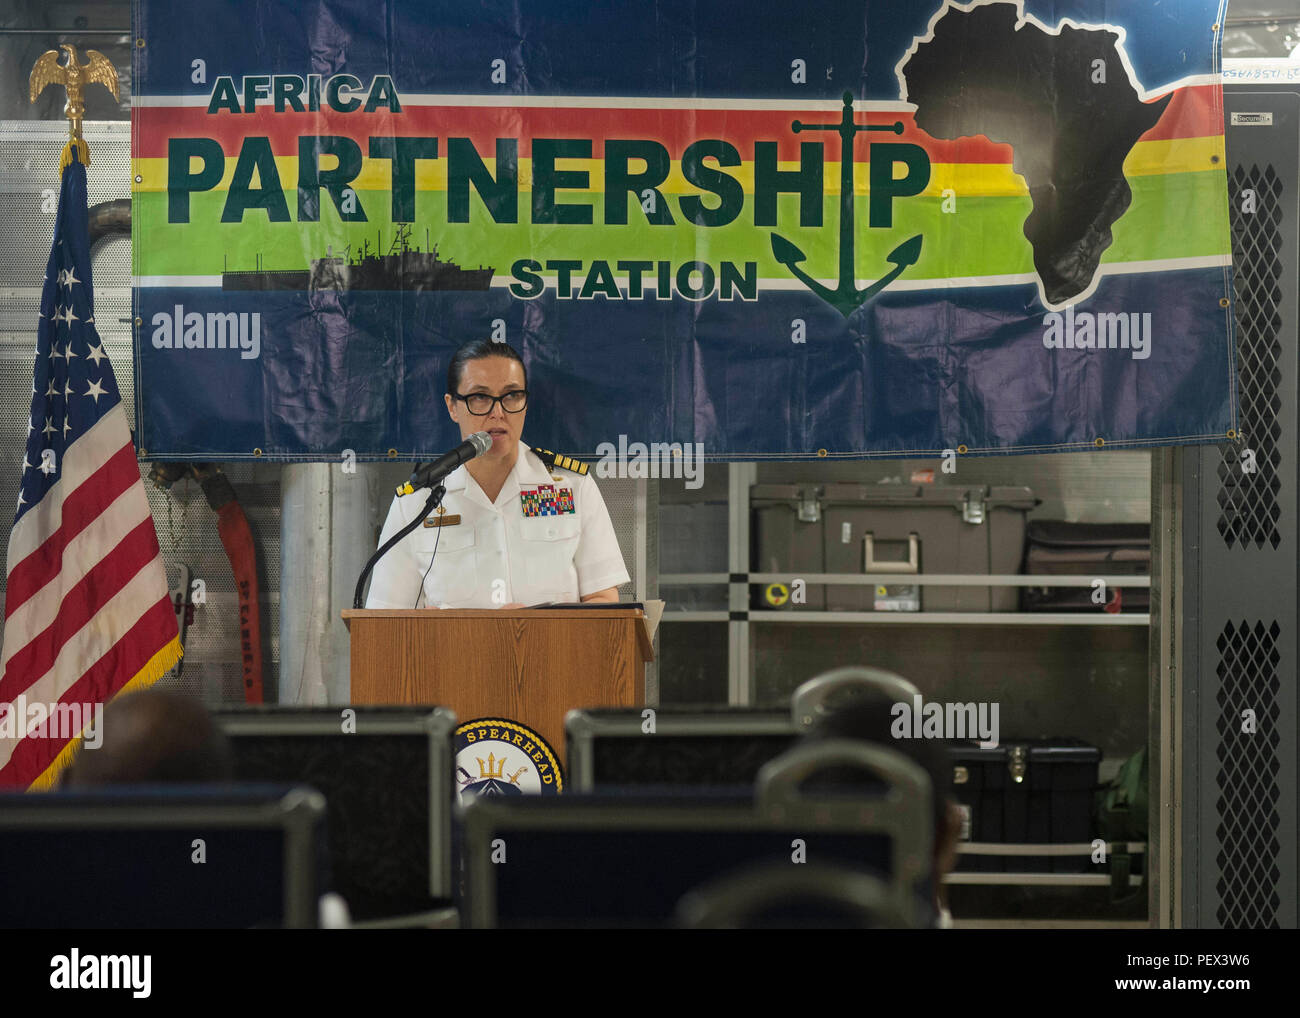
[85,378,107,404]
[41,416,55,437]
[85,343,108,366]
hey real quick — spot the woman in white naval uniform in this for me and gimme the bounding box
[365,340,629,609]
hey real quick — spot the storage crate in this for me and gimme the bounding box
[752,484,1037,612]
[949,739,1102,873]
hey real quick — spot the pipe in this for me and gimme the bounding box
[88,198,130,247]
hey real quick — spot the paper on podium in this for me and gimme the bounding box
[642,599,665,641]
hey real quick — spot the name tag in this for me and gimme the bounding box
[423,514,462,528]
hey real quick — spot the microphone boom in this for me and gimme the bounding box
[396,431,492,496]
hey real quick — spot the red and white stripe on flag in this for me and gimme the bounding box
[0,154,180,789]
[0,407,180,788]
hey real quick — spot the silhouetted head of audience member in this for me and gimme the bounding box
[61,690,233,787]
[803,692,963,925]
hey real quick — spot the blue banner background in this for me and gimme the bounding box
[132,0,1236,461]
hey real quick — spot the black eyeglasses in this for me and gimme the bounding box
[453,389,528,415]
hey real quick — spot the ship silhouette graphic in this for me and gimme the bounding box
[221,224,494,292]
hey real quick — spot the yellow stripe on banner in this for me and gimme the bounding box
[133,155,1019,195]
[1124,135,1226,177]
[924,163,1025,198]
[27,635,184,792]
[131,135,1225,198]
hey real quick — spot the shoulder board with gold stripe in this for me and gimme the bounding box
[532,447,588,475]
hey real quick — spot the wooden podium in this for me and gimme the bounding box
[341,608,653,766]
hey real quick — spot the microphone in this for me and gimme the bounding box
[396,431,492,495]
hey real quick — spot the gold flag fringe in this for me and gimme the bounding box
[59,137,89,172]
[27,635,184,792]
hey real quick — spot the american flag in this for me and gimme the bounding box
[0,151,180,788]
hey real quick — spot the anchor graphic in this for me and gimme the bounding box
[771,91,924,316]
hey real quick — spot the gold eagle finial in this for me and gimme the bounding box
[29,44,120,166]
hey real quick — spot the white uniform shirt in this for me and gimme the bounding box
[365,445,630,609]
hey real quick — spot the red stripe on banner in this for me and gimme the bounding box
[1138,83,1223,143]
[4,443,141,618]
[0,596,177,788]
[134,104,1018,163]
[132,84,1221,161]
[0,518,162,702]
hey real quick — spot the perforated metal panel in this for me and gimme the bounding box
[1181,88,1299,929]
[1214,620,1283,927]
[1220,164,1283,550]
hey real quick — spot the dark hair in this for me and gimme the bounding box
[61,690,233,787]
[446,338,527,395]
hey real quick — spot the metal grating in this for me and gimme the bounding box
[1219,164,1283,550]
[1213,619,1282,928]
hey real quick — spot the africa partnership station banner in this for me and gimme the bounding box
[132,0,1235,460]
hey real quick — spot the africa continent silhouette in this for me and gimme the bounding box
[901,2,1171,305]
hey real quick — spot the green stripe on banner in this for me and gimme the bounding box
[132,172,1230,284]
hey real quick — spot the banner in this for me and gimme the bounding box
[131,0,1235,460]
